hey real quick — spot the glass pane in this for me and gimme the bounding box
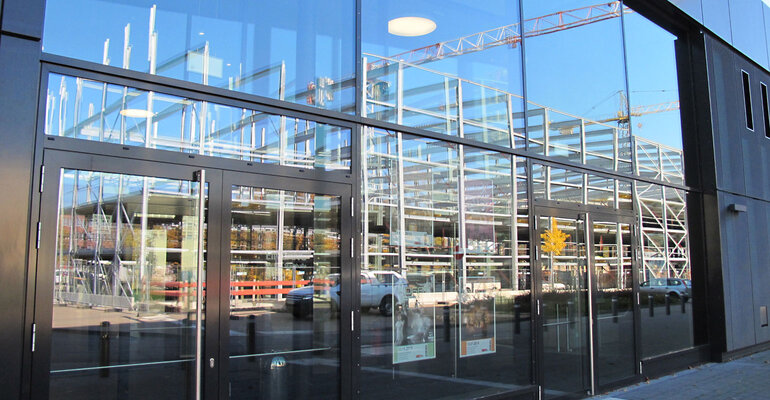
[625,6,685,154]
[45,73,351,171]
[362,0,525,148]
[539,216,589,399]
[228,186,341,399]
[43,0,355,112]
[523,1,629,171]
[361,127,531,400]
[637,185,693,357]
[51,170,205,399]
[592,221,635,386]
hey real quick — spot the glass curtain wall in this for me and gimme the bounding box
[361,0,526,148]
[44,73,352,171]
[624,7,693,357]
[360,127,531,399]
[37,0,700,396]
[42,0,356,112]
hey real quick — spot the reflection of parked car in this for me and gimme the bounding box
[287,271,408,318]
[356,271,408,316]
[286,275,339,318]
[640,278,691,300]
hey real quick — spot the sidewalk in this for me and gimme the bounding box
[596,350,770,400]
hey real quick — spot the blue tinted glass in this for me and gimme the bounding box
[43,1,355,113]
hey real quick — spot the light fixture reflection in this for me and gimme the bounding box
[388,17,436,37]
[120,109,155,118]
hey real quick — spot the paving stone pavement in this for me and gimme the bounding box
[596,349,770,400]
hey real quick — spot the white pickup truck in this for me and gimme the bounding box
[287,270,408,317]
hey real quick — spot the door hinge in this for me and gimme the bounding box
[350,197,354,217]
[36,222,42,249]
[351,311,355,332]
[39,166,45,193]
[31,323,36,352]
[639,361,643,374]
[350,238,354,258]
[536,299,541,315]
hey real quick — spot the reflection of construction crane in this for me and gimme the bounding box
[368,1,629,69]
[599,91,681,126]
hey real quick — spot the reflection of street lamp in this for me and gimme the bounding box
[388,17,436,37]
[120,108,154,118]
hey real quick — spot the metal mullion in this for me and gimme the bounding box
[396,132,407,276]
[511,156,519,291]
[396,62,404,125]
[584,212,596,396]
[194,169,206,400]
[458,144,468,292]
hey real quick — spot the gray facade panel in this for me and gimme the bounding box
[0,0,44,39]
[729,0,769,69]
[707,39,747,194]
[750,199,770,343]
[719,192,756,351]
[702,0,734,42]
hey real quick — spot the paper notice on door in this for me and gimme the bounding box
[459,294,496,358]
[393,302,436,364]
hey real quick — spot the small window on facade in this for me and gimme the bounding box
[761,82,770,138]
[742,70,754,131]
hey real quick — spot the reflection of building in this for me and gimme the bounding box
[2,1,770,400]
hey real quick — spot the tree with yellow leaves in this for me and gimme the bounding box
[541,218,570,256]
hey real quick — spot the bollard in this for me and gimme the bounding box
[648,295,654,317]
[100,321,110,377]
[665,294,671,315]
[612,297,618,323]
[443,305,451,342]
[514,303,521,334]
[248,315,256,362]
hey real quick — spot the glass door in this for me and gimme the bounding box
[32,151,218,400]
[220,172,352,400]
[537,213,590,399]
[535,209,637,399]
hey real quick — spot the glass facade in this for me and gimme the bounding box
[43,0,356,112]
[33,1,697,399]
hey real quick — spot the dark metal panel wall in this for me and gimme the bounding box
[747,198,770,344]
[0,35,41,400]
[0,0,44,39]
[718,192,756,350]
[736,58,770,200]
[706,38,747,195]
[705,34,770,353]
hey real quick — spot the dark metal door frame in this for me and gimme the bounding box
[532,203,639,398]
[217,170,354,400]
[31,149,225,400]
[31,149,355,399]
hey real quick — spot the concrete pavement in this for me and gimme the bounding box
[597,349,770,400]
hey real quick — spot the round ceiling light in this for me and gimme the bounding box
[120,109,155,118]
[388,17,436,37]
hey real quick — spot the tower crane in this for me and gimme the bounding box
[367,1,630,70]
